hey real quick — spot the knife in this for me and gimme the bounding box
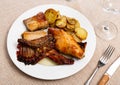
[98,56,120,85]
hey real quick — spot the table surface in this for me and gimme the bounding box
[0,0,120,85]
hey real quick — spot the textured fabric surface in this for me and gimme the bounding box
[0,0,120,85]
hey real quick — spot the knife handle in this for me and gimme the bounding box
[98,74,110,85]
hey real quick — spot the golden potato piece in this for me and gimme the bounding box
[67,31,81,42]
[71,33,82,42]
[49,22,56,27]
[75,20,80,28]
[56,11,61,19]
[56,16,67,28]
[75,27,88,40]
[66,23,75,31]
[45,8,59,24]
[67,17,76,25]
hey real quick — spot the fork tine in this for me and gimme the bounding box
[100,45,115,62]
[104,45,113,60]
[105,46,115,62]
[100,45,111,61]
[101,45,115,63]
[104,45,112,57]
[103,45,111,55]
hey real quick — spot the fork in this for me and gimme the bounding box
[85,45,115,85]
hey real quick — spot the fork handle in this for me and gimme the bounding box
[85,67,99,85]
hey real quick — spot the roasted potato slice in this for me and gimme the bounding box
[66,18,81,32]
[56,16,67,28]
[75,20,80,28]
[56,11,61,19]
[66,31,81,42]
[49,22,56,28]
[66,23,75,31]
[45,8,59,24]
[75,27,88,40]
[67,17,76,25]
[71,33,82,42]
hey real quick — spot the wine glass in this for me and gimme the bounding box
[102,0,120,14]
[95,0,119,40]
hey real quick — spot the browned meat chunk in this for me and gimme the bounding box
[17,34,74,65]
[46,49,74,65]
[17,34,55,65]
[48,28,84,59]
[23,12,49,31]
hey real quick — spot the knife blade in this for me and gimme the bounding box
[98,56,120,85]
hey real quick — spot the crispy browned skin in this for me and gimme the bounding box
[48,28,84,59]
[23,12,49,31]
[77,42,87,52]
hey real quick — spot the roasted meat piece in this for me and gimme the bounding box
[23,12,49,31]
[17,34,74,65]
[48,28,84,59]
[17,44,45,65]
[22,30,47,40]
[46,49,74,65]
[18,34,54,48]
[17,34,55,65]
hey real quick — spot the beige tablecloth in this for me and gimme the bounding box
[0,0,120,85]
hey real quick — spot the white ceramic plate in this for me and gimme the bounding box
[7,4,96,80]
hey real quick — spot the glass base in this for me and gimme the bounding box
[95,21,118,40]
